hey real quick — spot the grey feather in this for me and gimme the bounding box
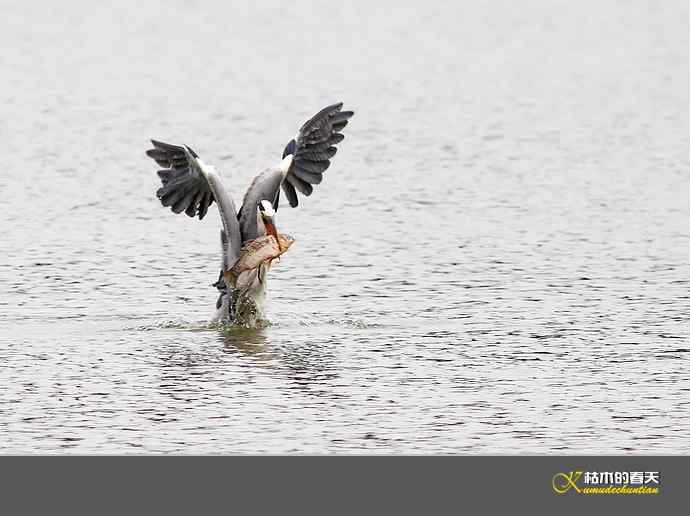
[332,111,355,123]
[328,133,345,145]
[185,190,204,217]
[173,189,197,214]
[278,102,354,208]
[281,180,299,208]
[146,140,216,220]
[297,160,330,174]
[288,174,313,196]
[293,168,323,185]
[298,147,337,161]
[198,190,213,220]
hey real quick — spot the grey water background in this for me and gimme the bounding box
[1,0,689,453]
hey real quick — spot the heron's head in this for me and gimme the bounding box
[258,199,279,241]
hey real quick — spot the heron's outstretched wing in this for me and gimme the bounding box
[281,102,354,207]
[145,140,242,267]
[236,102,354,240]
[146,140,216,220]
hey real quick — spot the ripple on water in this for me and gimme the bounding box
[2,1,690,454]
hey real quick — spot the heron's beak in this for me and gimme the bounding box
[261,213,282,251]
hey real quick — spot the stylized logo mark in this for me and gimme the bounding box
[552,471,583,494]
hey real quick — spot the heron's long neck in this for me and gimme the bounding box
[205,172,241,266]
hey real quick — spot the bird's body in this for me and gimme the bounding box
[145,103,354,326]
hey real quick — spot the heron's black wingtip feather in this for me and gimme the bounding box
[282,138,297,159]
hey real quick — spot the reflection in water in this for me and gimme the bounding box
[153,323,341,403]
[221,325,341,388]
[220,326,278,363]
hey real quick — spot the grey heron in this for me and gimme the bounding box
[145,103,354,326]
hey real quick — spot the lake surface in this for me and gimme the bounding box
[1,0,689,453]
